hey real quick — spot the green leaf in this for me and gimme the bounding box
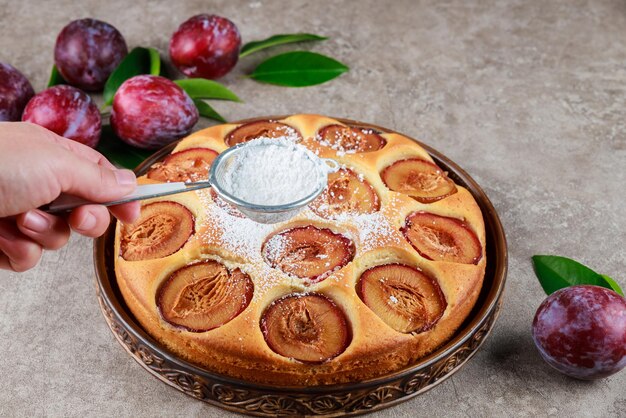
[96,125,153,170]
[148,47,161,76]
[174,79,241,102]
[248,51,348,87]
[103,47,161,106]
[600,274,625,297]
[47,65,67,87]
[532,255,624,296]
[240,33,328,58]
[193,99,226,123]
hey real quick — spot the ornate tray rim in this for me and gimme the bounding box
[94,115,508,417]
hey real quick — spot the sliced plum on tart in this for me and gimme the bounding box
[402,211,482,264]
[261,293,351,363]
[225,120,302,147]
[157,260,253,332]
[120,201,194,261]
[316,124,386,153]
[380,158,457,203]
[147,148,218,182]
[309,168,380,219]
[262,226,355,282]
[357,264,447,334]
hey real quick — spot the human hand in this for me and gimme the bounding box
[0,122,140,271]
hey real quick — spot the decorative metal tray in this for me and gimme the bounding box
[94,117,508,417]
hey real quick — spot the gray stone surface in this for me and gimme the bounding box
[1,0,625,416]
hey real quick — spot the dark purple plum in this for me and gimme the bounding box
[0,63,35,121]
[169,14,241,79]
[22,85,101,148]
[54,18,128,91]
[110,75,199,149]
[532,285,626,380]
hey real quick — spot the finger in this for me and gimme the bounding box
[68,205,112,238]
[0,253,12,271]
[54,152,137,203]
[109,201,140,224]
[38,127,137,202]
[63,139,118,170]
[0,220,43,272]
[44,128,118,170]
[15,209,71,250]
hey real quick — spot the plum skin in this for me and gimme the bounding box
[0,63,35,121]
[22,85,101,148]
[54,18,128,91]
[532,285,626,380]
[169,14,241,79]
[110,75,199,149]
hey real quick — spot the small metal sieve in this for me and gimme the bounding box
[209,140,339,224]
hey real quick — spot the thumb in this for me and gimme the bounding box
[55,151,137,202]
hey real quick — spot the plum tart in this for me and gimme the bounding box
[114,114,486,386]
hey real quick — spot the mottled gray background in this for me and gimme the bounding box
[1,0,625,416]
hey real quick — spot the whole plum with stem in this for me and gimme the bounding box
[110,75,199,149]
[169,14,241,79]
[54,18,128,91]
[532,285,626,380]
[0,63,35,121]
[22,85,101,148]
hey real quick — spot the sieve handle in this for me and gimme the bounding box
[42,181,213,213]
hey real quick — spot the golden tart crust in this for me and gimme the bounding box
[114,114,486,386]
